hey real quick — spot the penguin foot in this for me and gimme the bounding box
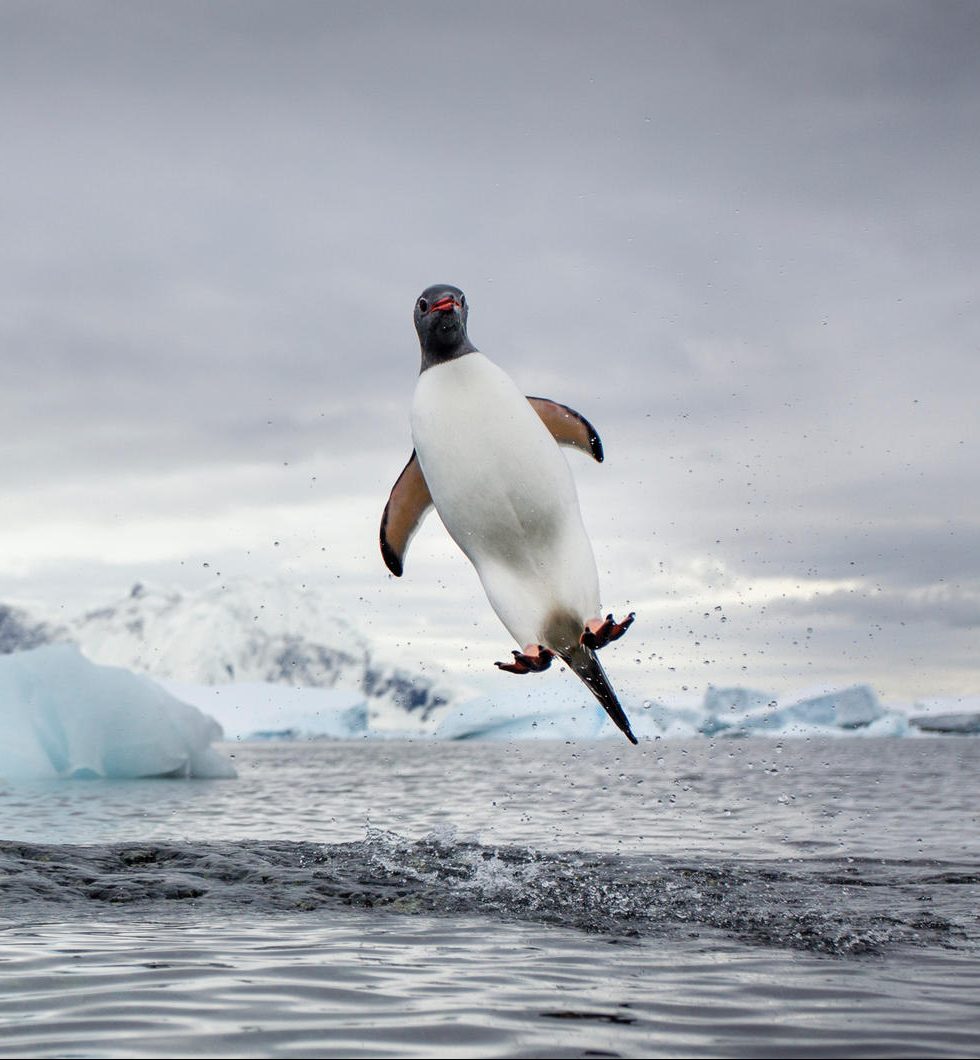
[495,645,555,674]
[581,612,635,650]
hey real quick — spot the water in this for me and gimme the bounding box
[1,738,977,1057]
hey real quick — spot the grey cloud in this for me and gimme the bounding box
[765,582,980,631]
[1,1,978,694]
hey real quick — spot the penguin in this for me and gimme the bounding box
[380,284,637,744]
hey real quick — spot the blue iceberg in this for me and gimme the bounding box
[693,684,909,738]
[0,645,236,779]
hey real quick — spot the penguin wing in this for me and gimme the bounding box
[527,397,604,463]
[380,450,433,577]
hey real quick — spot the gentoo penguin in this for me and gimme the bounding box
[380,284,637,744]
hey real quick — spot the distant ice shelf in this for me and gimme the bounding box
[0,646,974,775]
[0,645,236,780]
[152,680,979,742]
[166,678,956,742]
[5,580,974,745]
[629,683,913,741]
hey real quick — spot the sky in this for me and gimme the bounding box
[1,1,977,701]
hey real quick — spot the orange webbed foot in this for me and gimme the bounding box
[581,612,635,650]
[495,644,555,674]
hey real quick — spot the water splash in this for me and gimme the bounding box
[0,833,974,957]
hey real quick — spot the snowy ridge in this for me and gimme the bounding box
[0,603,58,654]
[1,583,976,742]
[4,580,455,726]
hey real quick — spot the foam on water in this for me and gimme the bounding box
[1,831,975,957]
[1,739,977,1058]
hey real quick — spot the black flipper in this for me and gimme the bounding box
[380,451,433,576]
[527,397,604,463]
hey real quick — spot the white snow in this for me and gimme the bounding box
[0,645,236,780]
[20,579,656,738]
[62,580,457,722]
[69,580,368,684]
[154,678,969,742]
[2,580,973,748]
[432,682,913,742]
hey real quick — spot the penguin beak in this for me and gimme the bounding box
[430,296,459,314]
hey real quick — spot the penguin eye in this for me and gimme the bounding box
[460,294,466,308]
[417,298,429,313]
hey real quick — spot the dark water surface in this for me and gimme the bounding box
[1,739,977,1058]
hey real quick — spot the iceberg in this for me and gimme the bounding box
[647,683,911,739]
[753,684,899,735]
[700,686,778,735]
[625,699,703,740]
[907,695,980,735]
[909,712,980,735]
[433,682,917,742]
[0,645,236,780]
[768,685,884,729]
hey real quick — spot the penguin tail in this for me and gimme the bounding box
[561,644,638,745]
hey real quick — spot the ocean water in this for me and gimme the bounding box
[0,738,977,1058]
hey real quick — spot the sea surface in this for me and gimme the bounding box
[0,737,977,1058]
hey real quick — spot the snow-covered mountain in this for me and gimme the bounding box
[0,580,455,722]
[3,583,976,741]
[0,603,59,654]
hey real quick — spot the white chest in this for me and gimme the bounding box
[410,353,577,558]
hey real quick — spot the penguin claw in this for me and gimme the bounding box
[495,645,555,674]
[581,612,635,650]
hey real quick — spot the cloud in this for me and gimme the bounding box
[0,2,977,695]
[767,581,980,630]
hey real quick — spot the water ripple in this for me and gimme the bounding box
[2,833,975,957]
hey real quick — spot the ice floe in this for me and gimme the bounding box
[0,645,236,780]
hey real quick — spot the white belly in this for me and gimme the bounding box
[411,353,600,649]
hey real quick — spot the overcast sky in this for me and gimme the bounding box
[1,1,977,701]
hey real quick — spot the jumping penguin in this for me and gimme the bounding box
[380,284,637,744]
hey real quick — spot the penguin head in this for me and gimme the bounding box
[414,284,477,370]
